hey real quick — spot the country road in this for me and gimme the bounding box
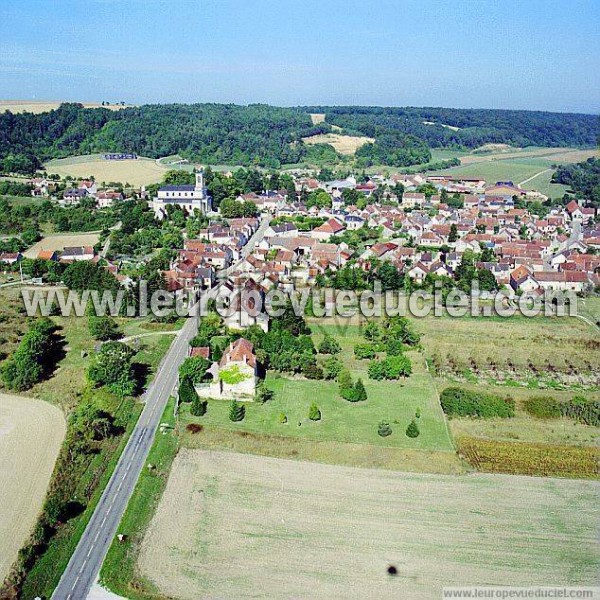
[51,214,270,600]
[51,314,198,600]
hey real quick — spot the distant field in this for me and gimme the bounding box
[0,100,132,114]
[138,449,600,600]
[0,394,65,582]
[45,154,169,187]
[302,132,374,155]
[23,232,100,259]
[309,113,326,124]
[427,146,597,196]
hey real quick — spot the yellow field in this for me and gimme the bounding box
[0,394,65,582]
[309,113,326,124]
[24,232,100,258]
[45,154,169,187]
[0,101,132,114]
[459,147,597,166]
[302,132,374,155]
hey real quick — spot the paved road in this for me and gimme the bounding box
[52,314,198,600]
[51,215,270,600]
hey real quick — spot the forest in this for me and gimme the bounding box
[552,158,600,204]
[0,102,596,174]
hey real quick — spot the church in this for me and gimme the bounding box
[151,170,213,219]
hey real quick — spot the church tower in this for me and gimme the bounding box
[195,170,204,193]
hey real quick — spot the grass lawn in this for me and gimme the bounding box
[181,320,454,453]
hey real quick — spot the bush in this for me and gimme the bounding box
[190,396,207,417]
[368,354,412,380]
[440,387,515,418]
[386,340,404,356]
[256,384,274,403]
[179,356,211,385]
[405,419,420,438]
[318,334,341,355]
[186,423,203,433]
[278,412,288,424]
[354,343,377,360]
[377,420,392,437]
[322,356,343,380]
[308,402,321,421]
[353,379,367,402]
[303,363,324,380]
[179,374,197,404]
[561,395,600,426]
[522,396,561,419]
[228,400,245,422]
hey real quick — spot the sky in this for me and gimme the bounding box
[0,0,598,113]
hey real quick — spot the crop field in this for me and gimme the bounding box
[0,394,65,582]
[302,132,374,155]
[45,154,169,186]
[0,101,132,114]
[138,449,599,600]
[413,312,600,386]
[23,232,101,258]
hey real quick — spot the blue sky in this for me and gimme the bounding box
[0,0,598,113]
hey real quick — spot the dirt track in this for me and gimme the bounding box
[139,449,599,600]
[0,393,65,581]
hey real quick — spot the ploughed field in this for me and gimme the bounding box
[0,394,65,581]
[138,449,599,600]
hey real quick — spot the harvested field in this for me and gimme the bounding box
[302,132,374,155]
[0,101,131,114]
[309,113,326,124]
[0,394,65,581]
[23,232,100,258]
[45,154,169,187]
[139,449,599,600]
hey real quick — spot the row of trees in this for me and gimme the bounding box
[1,318,61,391]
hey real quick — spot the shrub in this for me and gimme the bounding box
[405,419,420,438]
[363,321,381,341]
[228,400,245,422]
[303,363,324,380]
[415,407,421,419]
[561,395,600,426]
[353,378,367,402]
[256,384,274,403]
[377,420,392,437]
[354,343,377,360]
[322,356,343,380]
[386,340,404,356]
[179,374,197,404]
[318,334,341,355]
[522,396,561,419]
[308,402,321,421]
[368,354,412,380]
[278,412,288,424]
[190,396,207,417]
[88,315,121,341]
[440,387,515,418]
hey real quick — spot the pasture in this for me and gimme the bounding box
[45,154,169,187]
[0,394,65,582]
[0,100,132,114]
[138,449,600,600]
[23,232,101,258]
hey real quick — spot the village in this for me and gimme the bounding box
[4,166,598,301]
